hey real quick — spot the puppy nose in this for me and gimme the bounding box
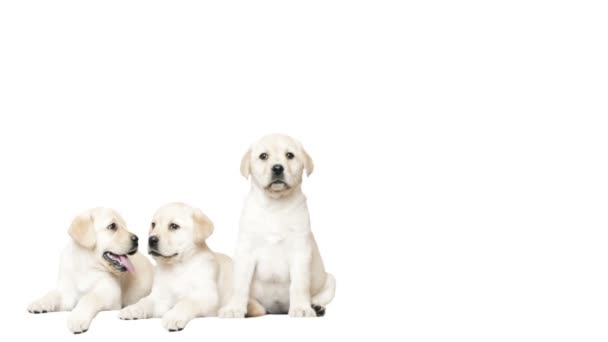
[149,236,159,247]
[131,235,138,243]
[272,164,284,175]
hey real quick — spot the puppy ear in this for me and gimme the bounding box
[193,209,214,245]
[68,212,96,249]
[303,148,314,176]
[240,148,251,179]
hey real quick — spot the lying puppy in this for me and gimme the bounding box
[118,203,262,331]
[27,208,154,334]
[220,134,335,318]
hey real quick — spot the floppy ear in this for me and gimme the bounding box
[193,209,214,245]
[302,148,314,176]
[68,212,96,249]
[240,148,251,179]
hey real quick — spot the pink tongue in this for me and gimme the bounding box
[118,255,135,273]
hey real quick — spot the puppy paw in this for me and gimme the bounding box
[118,305,147,320]
[161,310,190,332]
[289,305,317,317]
[27,298,56,314]
[311,304,326,317]
[218,305,246,318]
[67,313,91,334]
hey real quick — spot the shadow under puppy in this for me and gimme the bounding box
[27,208,154,334]
[118,202,263,331]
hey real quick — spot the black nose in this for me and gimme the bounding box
[149,236,159,247]
[131,235,138,243]
[272,164,284,175]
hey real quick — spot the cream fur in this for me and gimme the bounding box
[27,208,154,333]
[220,134,335,318]
[118,203,259,331]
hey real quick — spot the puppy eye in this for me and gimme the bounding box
[151,222,156,229]
[286,152,295,159]
[107,223,117,231]
[259,153,268,160]
[169,223,180,230]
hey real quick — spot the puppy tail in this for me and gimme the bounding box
[246,299,266,318]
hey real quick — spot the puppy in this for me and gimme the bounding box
[27,208,154,334]
[118,203,262,331]
[219,134,335,318]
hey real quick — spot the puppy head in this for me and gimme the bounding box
[240,134,313,198]
[148,202,214,264]
[68,208,139,273]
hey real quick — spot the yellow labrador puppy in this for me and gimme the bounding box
[118,203,262,331]
[27,208,154,334]
[220,134,335,318]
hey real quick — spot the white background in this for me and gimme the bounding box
[0,1,607,341]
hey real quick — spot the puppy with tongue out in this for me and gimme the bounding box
[27,208,154,334]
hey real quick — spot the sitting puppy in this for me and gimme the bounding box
[27,208,154,334]
[118,203,262,331]
[219,134,335,318]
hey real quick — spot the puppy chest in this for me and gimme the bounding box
[255,248,290,283]
[157,263,213,296]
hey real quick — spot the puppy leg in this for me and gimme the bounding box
[288,251,316,317]
[312,273,336,307]
[246,298,266,318]
[119,291,171,320]
[162,293,218,332]
[28,290,62,314]
[219,255,256,318]
[67,282,120,334]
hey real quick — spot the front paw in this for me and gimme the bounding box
[161,310,191,332]
[289,305,316,317]
[218,305,246,318]
[118,305,147,320]
[67,313,91,334]
[27,298,56,314]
